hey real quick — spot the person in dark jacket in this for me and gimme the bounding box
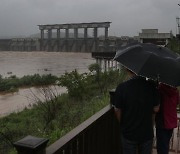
[155,83,179,154]
[114,69,160,154]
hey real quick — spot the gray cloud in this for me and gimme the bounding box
[0,0,179,38]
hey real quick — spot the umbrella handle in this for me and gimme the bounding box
[156,74,160,87]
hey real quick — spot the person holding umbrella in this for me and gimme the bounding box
[113,43,180,154]
[155,83,179,154]
[113,67,160,154]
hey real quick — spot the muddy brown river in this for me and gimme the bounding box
[0,51,95,116]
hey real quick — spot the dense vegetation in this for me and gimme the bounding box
[0,74,58,93]
[0,64,127,154]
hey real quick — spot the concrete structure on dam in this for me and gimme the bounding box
[1,24,171,52]
[0,39,11,51]
[38,22,111,52]
[6,21,135,52]
[10,38,40,51]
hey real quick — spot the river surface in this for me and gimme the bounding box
[0,51,95,117]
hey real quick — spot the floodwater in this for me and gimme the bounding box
[0,51,95,117]
[0,51,95,78]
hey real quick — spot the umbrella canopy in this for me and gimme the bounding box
[117,43,178,58]
[114,43,180,87]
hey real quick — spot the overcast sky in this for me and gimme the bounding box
[0,0,180,38]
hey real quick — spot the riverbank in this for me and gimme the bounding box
[0,86,67,117]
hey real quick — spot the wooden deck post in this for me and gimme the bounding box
[13,135,49,154]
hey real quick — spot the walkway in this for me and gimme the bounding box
[153,114,180,154]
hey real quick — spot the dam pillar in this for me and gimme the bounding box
[93,27,98,52]
[105,27,108,39]
[104,27,109,52]
[57,29,60,51]
[84,28,88,52]
[40,29,44,51]
[74,28,78,51]
[47,29,52,51]
[65,28,69,51]
[74,28,78,39]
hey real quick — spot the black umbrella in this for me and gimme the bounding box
[118,43,178,58]
[114,43,180,87]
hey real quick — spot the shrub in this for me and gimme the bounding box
[58,70,90,100]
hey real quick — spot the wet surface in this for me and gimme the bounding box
[0,51,95,77]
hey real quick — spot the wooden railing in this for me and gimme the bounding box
[14,105,180,154]
[46,105,121,154]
